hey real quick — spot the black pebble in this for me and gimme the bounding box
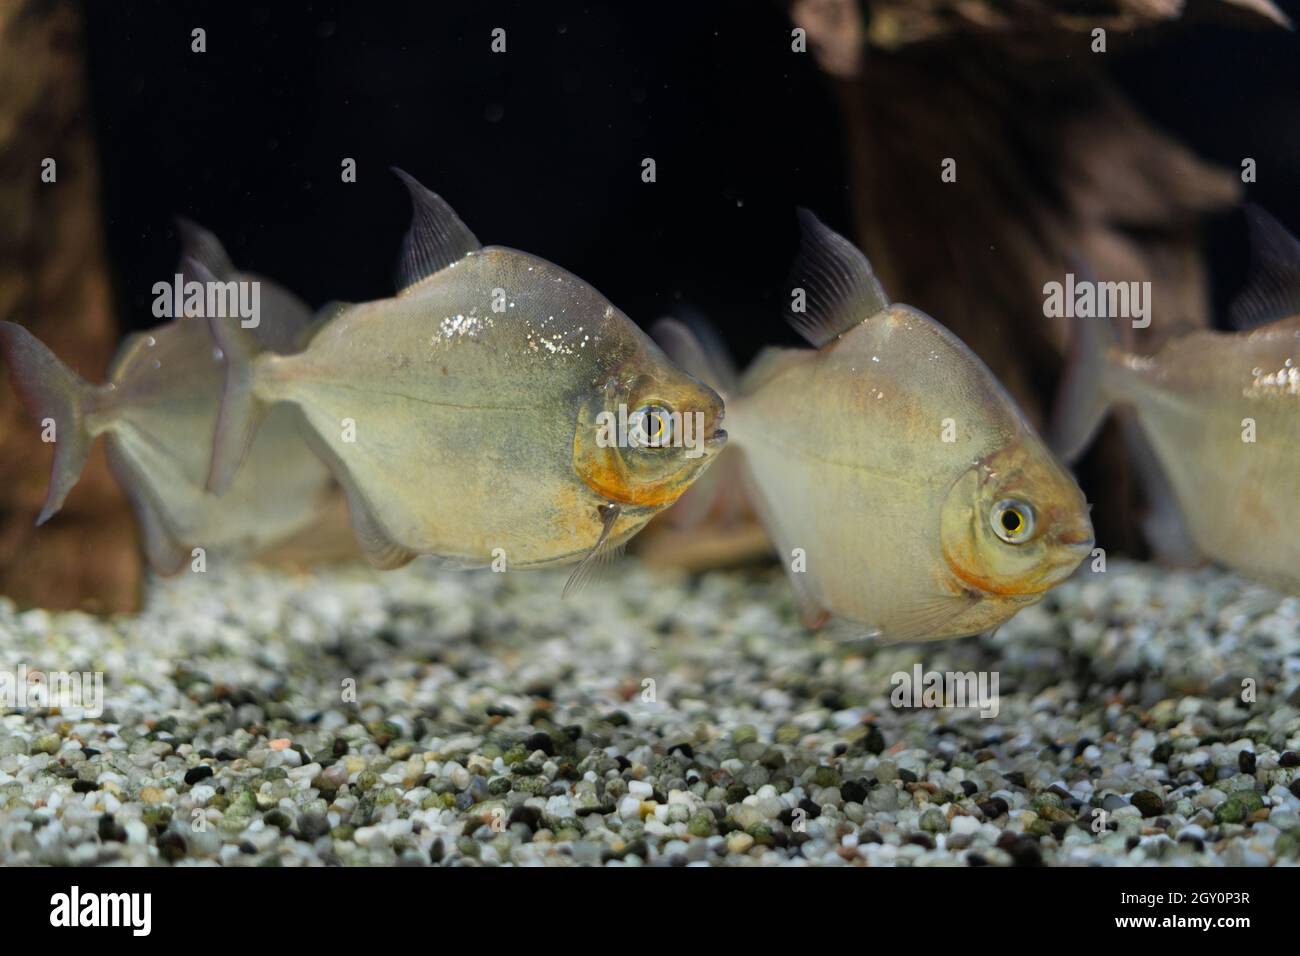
[430,838,445,863]
[184,765,214,785]
[1237,751,1257,774]
[97,814,127,842]
[997,832,1042,866]
[508,805,542,831]
[1004,771,1027,788]
[906,833,934,849]
[862,725,887,755]
[156,831,187,862]
[798,797,822,819]
[897,769,918,784]
[72,779,99,794]
[1279,752,1298,768]
[524,731,555,756]
[978,797,1009,819]
[960,780,978,797]
[667,742,694,759]
[841,779,871,804]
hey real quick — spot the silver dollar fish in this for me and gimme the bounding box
[0,223,335,574]
[205,169,726,590]
[658,210,1094,641]
[1052,205,1300,593]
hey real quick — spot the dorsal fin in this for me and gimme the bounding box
[176,217,236,281]
[1230,204,1300,330]
[783,208,890,348]
[390,167,481,292]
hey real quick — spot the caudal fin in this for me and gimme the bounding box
[1049,287,1125,464]
[0,322,99,525]
[194,254,272,496]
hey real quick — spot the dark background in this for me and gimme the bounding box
[84,0,1300,368]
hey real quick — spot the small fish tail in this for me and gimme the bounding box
[0,321,99,525]
[206,312,272,495]
[1049,307,1124,464]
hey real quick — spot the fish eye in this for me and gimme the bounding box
[991,499,1035,544]
[629,404,674,447]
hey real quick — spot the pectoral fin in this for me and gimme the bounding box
[563,503,623,598]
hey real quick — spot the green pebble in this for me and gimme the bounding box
[487,776,512,795]
[688,812,714,837]
[775,725,801,745]
[1214,797,1249,825]
[1032,792,1064,812]
[262,767,288,781]
[354,770,379,792]
[812,766,841,788]
[732,725,759,746]
[920,807,949,833]
[33,733,62,755]
[1027,817,1053,837]
[331,824,354,841]
[512,775,547,795]
[141,806,173,829]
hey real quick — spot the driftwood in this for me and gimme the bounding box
[0,0,141,611]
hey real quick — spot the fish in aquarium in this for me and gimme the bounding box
[656,210,1095,642]
[1052,205,1300,594]
[204,168,727,591]
[0,222,335,574]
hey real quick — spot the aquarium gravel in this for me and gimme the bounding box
[1,558,1298,867]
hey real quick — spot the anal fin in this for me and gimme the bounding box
[104,441,189,576]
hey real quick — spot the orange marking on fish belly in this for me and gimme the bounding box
[943,545,1039,598]
[577,458,682,508]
